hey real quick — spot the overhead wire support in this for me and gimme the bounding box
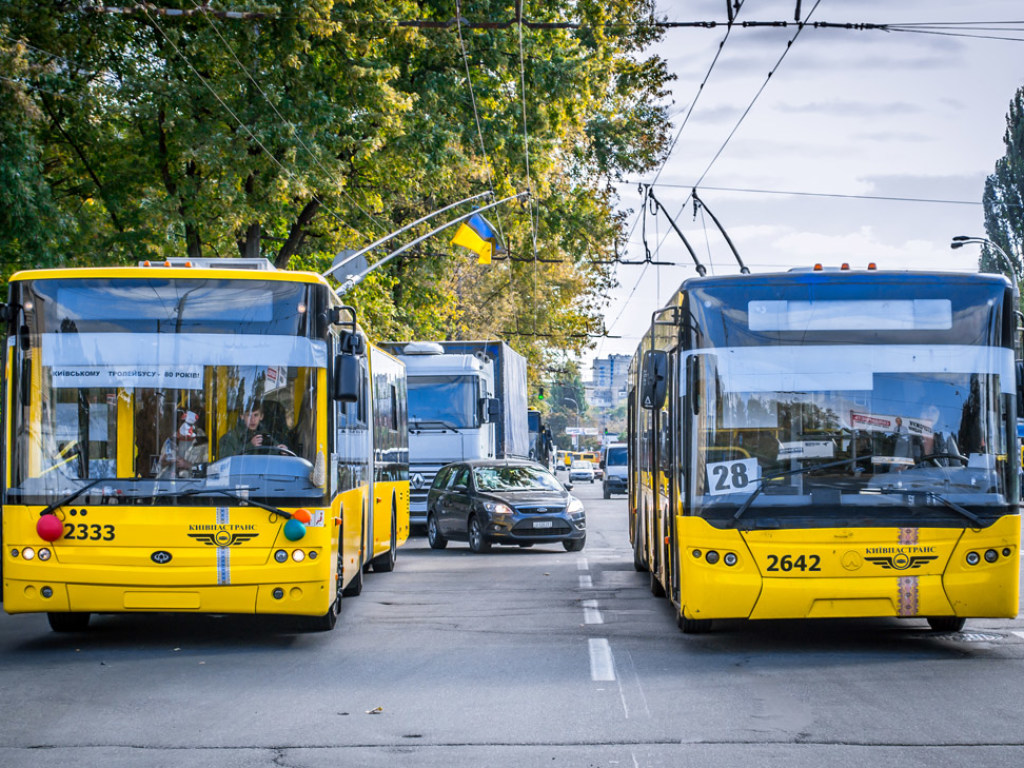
[335,191,529,296]
[690,189,748,274]
[641,186,707,276]
[322,191,492,279]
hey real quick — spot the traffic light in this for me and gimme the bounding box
[538,386,545,400]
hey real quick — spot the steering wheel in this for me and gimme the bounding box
[914,452,968,468]
[242,436,298,457]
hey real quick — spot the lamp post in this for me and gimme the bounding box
[563,397,579,450]
[951,235,1020,307]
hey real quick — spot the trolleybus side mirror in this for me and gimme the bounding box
[333,353,360,403]
[640,350,668,411]
[338,329,366,356]
[1016,359,1024,417]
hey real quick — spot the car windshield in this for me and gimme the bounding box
[605,447,627,465]
[473,466,564,492]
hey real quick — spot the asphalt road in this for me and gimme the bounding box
[2,479,1023,767]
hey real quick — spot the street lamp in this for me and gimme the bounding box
[951,235,1020,306]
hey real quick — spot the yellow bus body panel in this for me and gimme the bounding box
[677,515,1020,622]
[371,480,410,559]
[3,502,340,617]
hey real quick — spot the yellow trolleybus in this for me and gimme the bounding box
[629,267,1020,633]
[2,258,408,632]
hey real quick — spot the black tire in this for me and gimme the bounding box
[371,508,398,573]
[678,612,712,634]
[563,536,586,552]
[650,570,666,598]
[927,616,966,632]
[603,485,611,500]
[426,512,448,549]
[47,612,90,633]
[632,521,646,572]
[342,554,363,597]
[467,515,491,553]
[307,534,344,631]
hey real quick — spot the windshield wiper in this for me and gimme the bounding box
[38,477,107,517]
[173,488,295,519]
[729,455,873,527]
[876,488,985,526]
[409,419,461,433]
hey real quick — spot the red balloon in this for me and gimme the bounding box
[37,514,63,542]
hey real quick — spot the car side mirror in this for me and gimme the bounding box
[563,482,574,491]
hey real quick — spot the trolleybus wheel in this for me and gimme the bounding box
[927,616,966,632]
[427,512,448,549]
[372,507,398,573]
[632,525,646,572]
[677,613,712,634]
[308,535,344,631]
[650,570,666,598]
[47,612,91,633]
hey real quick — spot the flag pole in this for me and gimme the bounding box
[335,191,529,296]
[322,191,494,279]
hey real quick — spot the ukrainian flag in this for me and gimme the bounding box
[451,213,503,264]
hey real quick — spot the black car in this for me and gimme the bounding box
[426,460,586,553]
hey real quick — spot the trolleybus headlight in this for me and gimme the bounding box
[40,586,53,598]
[705,550,720,565]
[274,550,288,563]
[1003,548,1012,558]
[692,549,702,559]
[292,550,306,563]
[984,549,998,563]
[272,588,284,600]
[966,551,980,566]
[22,547,35,561]
[38,548,51,561]
[723,552,737,566]
[308,550,318,560]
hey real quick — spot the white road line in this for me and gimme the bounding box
[1013,631,1024,640]
[577,558,589,571]
[579,574,593,589]
[583,599,603,624]
[589,638,616,681]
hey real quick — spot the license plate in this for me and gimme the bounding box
[533,520,553,528]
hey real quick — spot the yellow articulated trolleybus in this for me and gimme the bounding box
[1,258,408,632]
[628,266,1021,633]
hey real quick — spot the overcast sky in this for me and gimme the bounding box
[587,0,1024,372]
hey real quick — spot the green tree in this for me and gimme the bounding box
[0,1,673,365]
[982,85,1024,280]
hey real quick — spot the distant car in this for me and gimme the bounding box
[426,460,586,553]
[568,460,596,484]
[602,443,628,499]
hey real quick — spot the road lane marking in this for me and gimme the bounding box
[1013,631,1024,640]
[577,558,589,571]
[589,638,616,681]
[583,599,603,624]
[579,574,593,588]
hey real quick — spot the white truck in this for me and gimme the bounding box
[380,340,529,526]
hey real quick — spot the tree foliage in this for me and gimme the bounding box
[983,85,1024,281]
[0,1,672,368]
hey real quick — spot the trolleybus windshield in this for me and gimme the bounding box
[7,277,327,507]
[684,276,1017,526]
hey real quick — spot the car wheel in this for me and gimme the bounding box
[467,515,491,553]
[563,536,586,552]
[427,512,448,549]
[927,616,966,632]
[603,485,610,500]
[47,612,91,633]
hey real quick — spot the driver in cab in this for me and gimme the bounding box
[218,403,290,457]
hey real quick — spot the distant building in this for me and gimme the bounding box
[585,354,630,409]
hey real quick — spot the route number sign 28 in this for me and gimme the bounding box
[706,458,760,496]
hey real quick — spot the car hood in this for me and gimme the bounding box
[479,490,569,509]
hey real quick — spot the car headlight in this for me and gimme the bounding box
[567,498,585,518]
[483,501,514,516]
